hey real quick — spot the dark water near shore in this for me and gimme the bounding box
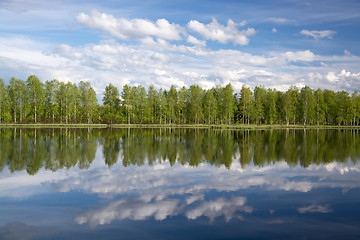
[0,128,359,239]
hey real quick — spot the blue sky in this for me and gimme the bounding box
[0,0,359,96]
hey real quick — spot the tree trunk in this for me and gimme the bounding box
[35,103,37,123]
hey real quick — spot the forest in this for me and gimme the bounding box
[0,75,359,125]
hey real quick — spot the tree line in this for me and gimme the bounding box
[1,75,360,125]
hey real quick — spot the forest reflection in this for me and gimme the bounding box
[1,128,360,175]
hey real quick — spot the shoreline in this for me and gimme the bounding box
[1,123,360,129]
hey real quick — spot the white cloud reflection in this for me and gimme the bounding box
[1,157,359,226]
[298,204,332,213]
[75,199,180,227]
[185,197,253,222]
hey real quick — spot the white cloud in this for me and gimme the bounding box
[198,79,216,90]
[323,69,360,89]
[188,18,255,45]
[326,72,338,83]
[76,10,183,41]
[267,17,293,23]
[272,27,277,33]
[281,50,316,62]
[299,30,336,39]
[1,31,359,99]
[0,36,66,68]
[344,49,352,56]
[187,35,206,47]
[298,204,332,213]
[53,44,82,59]
[206,49,271,67]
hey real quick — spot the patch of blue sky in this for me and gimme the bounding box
[0,0,359,94]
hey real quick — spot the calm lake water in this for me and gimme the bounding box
[0,128,360,240]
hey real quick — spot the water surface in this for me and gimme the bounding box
[0,128,359,239]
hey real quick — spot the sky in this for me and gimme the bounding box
[0,0,360,98]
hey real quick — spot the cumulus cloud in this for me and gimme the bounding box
[185,197,253,222]
[299,30,337,39]
[281,50,316,62]
[1,31,359,98]
[298,204,332,213]
[188,18,255,45]
[339,69,360,78]
[187,35,206,47]
[326,72,338,83]
[76,10,183,41]
[323,69,360,90]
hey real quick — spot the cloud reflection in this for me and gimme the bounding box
[75,199,181,227]
[298,204,332,214]
[44,160,360,203]
[185,197,253,222]
[2,157,359,227]
[75,195,254,227]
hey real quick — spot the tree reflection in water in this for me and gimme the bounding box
[0,128,359,174]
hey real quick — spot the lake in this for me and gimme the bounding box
[0,128,359,240]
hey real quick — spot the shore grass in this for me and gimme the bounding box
[208,124,360,130]
[0,123,360,129]
[0,123,107,128]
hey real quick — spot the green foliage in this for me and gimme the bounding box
[352,92,360,125]
[103,83,120,124]
[253,86,266,124]
[121,84,133,124]
[79,81,98,123]
[44,79,59,123]
[188,85,204,124]
[314,89,326,125]
[0,75,360,125]
[203,89,217,124]
[336,91,352,125]
[167,85,177,124]
[146,85,158,123]
[265,88,277,124]
[282,86,299,125]
[239,85,252,124]
[323,89,337,125]
[26,75,45,123]
[222,83,235,124]
[177,86,187,123]
[8,77,27,123]
[158,88,168,124]
[300,86,315,125]
[0,78,11,122]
